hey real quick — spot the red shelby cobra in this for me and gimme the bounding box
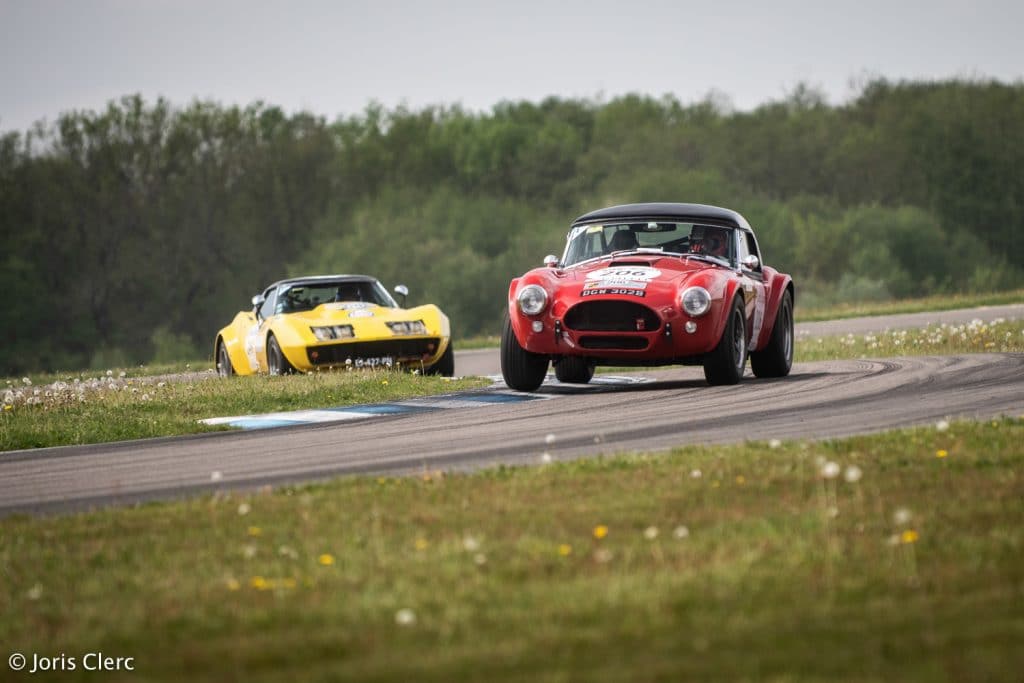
[501,203,794,391]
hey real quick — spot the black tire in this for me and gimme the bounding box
[216,338,235,378]
[751,290,793,378]
[426,341,455,377]
[554,356,595,384]
[703,295,747,386]
[500,316,548,392]
[266,334,295,375]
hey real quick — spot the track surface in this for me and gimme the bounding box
[1,304,1022,515]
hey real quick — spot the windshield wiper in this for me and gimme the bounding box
[682,253,729,267]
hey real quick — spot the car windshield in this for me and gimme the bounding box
[561,222,734,267]
[276,280,398,314]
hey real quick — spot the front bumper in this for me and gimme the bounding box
[304,337,443,367]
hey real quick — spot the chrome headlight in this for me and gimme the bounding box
[680,286,712,317]
[311,325,354,341]
[387,320,428,335]
[517,285,548,316]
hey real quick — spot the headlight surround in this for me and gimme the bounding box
[387,320,428,335]
[517,284,548,316]
[680,286,712,317]
[310,325,355,341]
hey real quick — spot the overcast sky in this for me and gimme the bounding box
[1,0,1022,133]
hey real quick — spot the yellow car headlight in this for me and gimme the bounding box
[387,320,428,335]
[311,325,355,341]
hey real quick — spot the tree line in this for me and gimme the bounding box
[2,78,1022,374]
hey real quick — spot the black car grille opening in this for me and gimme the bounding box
[564,300,661,332]
[307,338,441,365]
[579,336,649,350]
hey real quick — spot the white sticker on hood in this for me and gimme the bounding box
[586,266,662,282]
[325,302,370,310]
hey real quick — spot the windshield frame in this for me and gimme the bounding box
[561,220,737,269]
[275,279,399,314]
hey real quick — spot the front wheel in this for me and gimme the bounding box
[703,296,746,385]
[751,290,793,378]
[216,339,235,378]
[266,334,295,375]
[501,316,548,392]
[425,341,455,377]
[554,356,594,384]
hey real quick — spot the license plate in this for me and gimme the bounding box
[353,356,394,368]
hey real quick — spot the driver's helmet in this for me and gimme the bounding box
[693,226,728,258]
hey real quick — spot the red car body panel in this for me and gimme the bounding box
[506,204,793,368]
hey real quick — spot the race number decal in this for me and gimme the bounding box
[586,266,661,283]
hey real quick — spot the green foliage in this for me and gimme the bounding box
[2,79,1023,374]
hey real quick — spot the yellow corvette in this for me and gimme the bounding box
[215,275,453,376]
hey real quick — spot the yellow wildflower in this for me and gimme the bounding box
[901,530,919,544]
[935,449,948,458]
[735,475,746,485]
[593,525,608,540]
[318,553,335,566]
[250,576,269,590]
[414,538,429,551]
[247,526,262,537]
[226,578,241,591]
[558,544,572,556]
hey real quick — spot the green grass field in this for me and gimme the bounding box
[0,371,487,452]
[2,418,1022,681]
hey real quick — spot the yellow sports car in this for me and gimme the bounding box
[215,275,453,376]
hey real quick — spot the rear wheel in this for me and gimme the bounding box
[501,316,548,392]
[426,341,455,377]
[703,296,746,386]
[216,339,235,378]
[554,356,594,384]
[267,334,295,375]
[751,290,793,378]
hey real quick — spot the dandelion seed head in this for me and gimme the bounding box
[243,545,257,559]
[936,419,950,432]
[462,536,480,552]
[673,525,690,539]
[540,452,552,464]
[395,608,417,626]
[474,553,487,566]
[690,469,702,478]
[768,438,782,449]
[237,502,251,515]
[544,433,556,445]
[26,583,43,600]
[893,507,913,526]
[820,461,841,479]
[210,470,223,482]
[643,526,659,540]
[844,465,863,483]
[594,548,614,564]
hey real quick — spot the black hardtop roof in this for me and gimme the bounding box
[572,203,752,231]
[267,274,378,290]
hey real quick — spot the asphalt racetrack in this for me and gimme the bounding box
[2,305,1022,515]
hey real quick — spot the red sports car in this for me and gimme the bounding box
[501,203,794,391]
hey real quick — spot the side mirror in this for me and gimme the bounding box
[741,254,760,271]
[543,254,559,268]
[251,294,265,310]
[394,284,409,307]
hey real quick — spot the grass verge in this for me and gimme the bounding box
[0,371,488,452]
[797,288,1024,322]
[1,418,1022,681]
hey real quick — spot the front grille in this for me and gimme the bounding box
[564,300,661,332]
[579,336,649,350]
[307,338,441,365]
